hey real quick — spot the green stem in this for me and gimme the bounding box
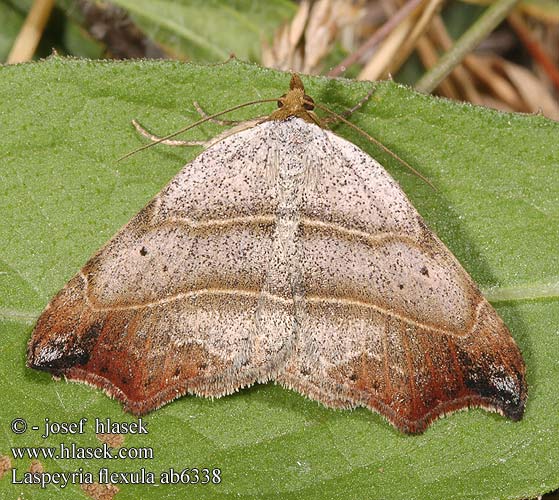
[415,0,520,93]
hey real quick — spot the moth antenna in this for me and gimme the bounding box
[310,100,436,190]
[193,101,244,125]
[323,84,377,124]
[118,98,280,162]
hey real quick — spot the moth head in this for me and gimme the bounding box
[269,74,321,126]
[276,93,314,110]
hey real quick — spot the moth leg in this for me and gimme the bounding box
[132,117,267,150]
[322,84,376,125]
[204,119,267,147]
[132,119,207,146]
[194,97,270,145]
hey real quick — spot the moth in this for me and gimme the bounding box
[28,74,527,434]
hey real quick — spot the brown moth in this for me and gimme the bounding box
[27,74,527,434]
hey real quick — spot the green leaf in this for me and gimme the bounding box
[109,0,296,61]
[0,57,558,499]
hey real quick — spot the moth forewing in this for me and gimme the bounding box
[27,74,526,434]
